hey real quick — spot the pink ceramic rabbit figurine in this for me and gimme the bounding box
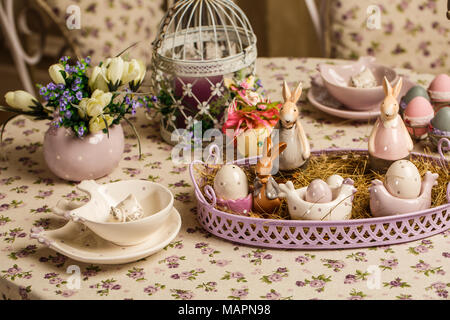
[271,81,310,171]
[368,77,414,172]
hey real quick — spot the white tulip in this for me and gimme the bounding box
[77,90,112,118]
[89,66,109,92]
[48,64,66,84]
[78,98,89,118]
[122,59,146,87]
[105,57,124,86]
[91,89,113,108]
[4,90,36,112]
[89,114,114,133]
[121,60,140,84]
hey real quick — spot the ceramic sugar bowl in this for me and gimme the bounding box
[53,180,174,246]
[369,160,439,217]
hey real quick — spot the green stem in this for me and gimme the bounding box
[101,115,110,138]
[123,117,142,160]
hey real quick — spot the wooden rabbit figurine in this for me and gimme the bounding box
[253,136,287,214]
[368,77,414,172]
[272,81,310,171]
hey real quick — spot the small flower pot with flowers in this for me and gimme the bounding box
[1,56,153,181]
[222,76,280,158]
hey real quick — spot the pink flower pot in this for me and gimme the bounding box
[43,125,124,181]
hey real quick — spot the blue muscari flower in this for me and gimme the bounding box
[63,90,71,98]
[67,95,74,102]
[71,84,80,91]
[77,61,85,70]
[64,64,72,73]
[47,82,56,91]
[151,95,158,102]
[57,83,65,90]
[59,99,68,111]
[74,78,81,85]
[77,126,85,136]
[65,110,72,119]
[85,56,91,65]
[39,86,47,96]
[60,56,69,63]
[76,91,83,101]
[124,96,131,105]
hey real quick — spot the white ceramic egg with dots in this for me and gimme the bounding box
[213,164,249,200]
[384,160,421,199]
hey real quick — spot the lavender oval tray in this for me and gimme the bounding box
[189,143,450,249]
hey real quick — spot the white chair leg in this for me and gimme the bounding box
[0,0,43,94]
[305,0,326,56]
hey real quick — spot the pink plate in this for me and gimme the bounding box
[307,75,415,121]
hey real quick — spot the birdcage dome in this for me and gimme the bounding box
[152,0,257,77]
[150,0,258,145]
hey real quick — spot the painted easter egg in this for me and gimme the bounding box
[385,160,421,199]
[214,164,249,200]
[431,107,450,132]
[428,74,450,102]
[305,179,332,203]
[402,86,430,105]
[403,96,435,139]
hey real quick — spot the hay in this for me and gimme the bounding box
[194,151,449,220]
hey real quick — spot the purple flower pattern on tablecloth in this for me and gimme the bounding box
[0,58,447,300]
[329,0,450,74]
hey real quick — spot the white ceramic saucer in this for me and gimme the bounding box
[307,74,414,120]
[30,207,181,265]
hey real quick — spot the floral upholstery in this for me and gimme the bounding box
[40,0,164,64]
[326,0,450,74]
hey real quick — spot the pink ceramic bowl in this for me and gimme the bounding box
[319,57,399,111]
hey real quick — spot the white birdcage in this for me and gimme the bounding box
[150,0,257,144]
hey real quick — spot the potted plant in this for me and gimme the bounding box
[1,56,154,181]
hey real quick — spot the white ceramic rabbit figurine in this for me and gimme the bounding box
[271,81,310,171]
[368,77,413,172]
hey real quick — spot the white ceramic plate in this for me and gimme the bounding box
[31,207,181,264]
[307,74,415,120]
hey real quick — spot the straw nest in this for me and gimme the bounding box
[194,150,449,220]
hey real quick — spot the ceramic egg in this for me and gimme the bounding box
[213,164,249,200]
[428,74,450,103]
[384,160,421,199]
[400,85,430,114]
[326,174,344,189]
[403,96,434,139]
[305,179,332,203]
[326,174,344,198]
[429,107,450,151]
[431,107,450,132]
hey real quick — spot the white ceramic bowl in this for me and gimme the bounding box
[319,57,399,111]
[54,180,174,246]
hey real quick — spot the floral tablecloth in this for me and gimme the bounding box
[0,58,448,300]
